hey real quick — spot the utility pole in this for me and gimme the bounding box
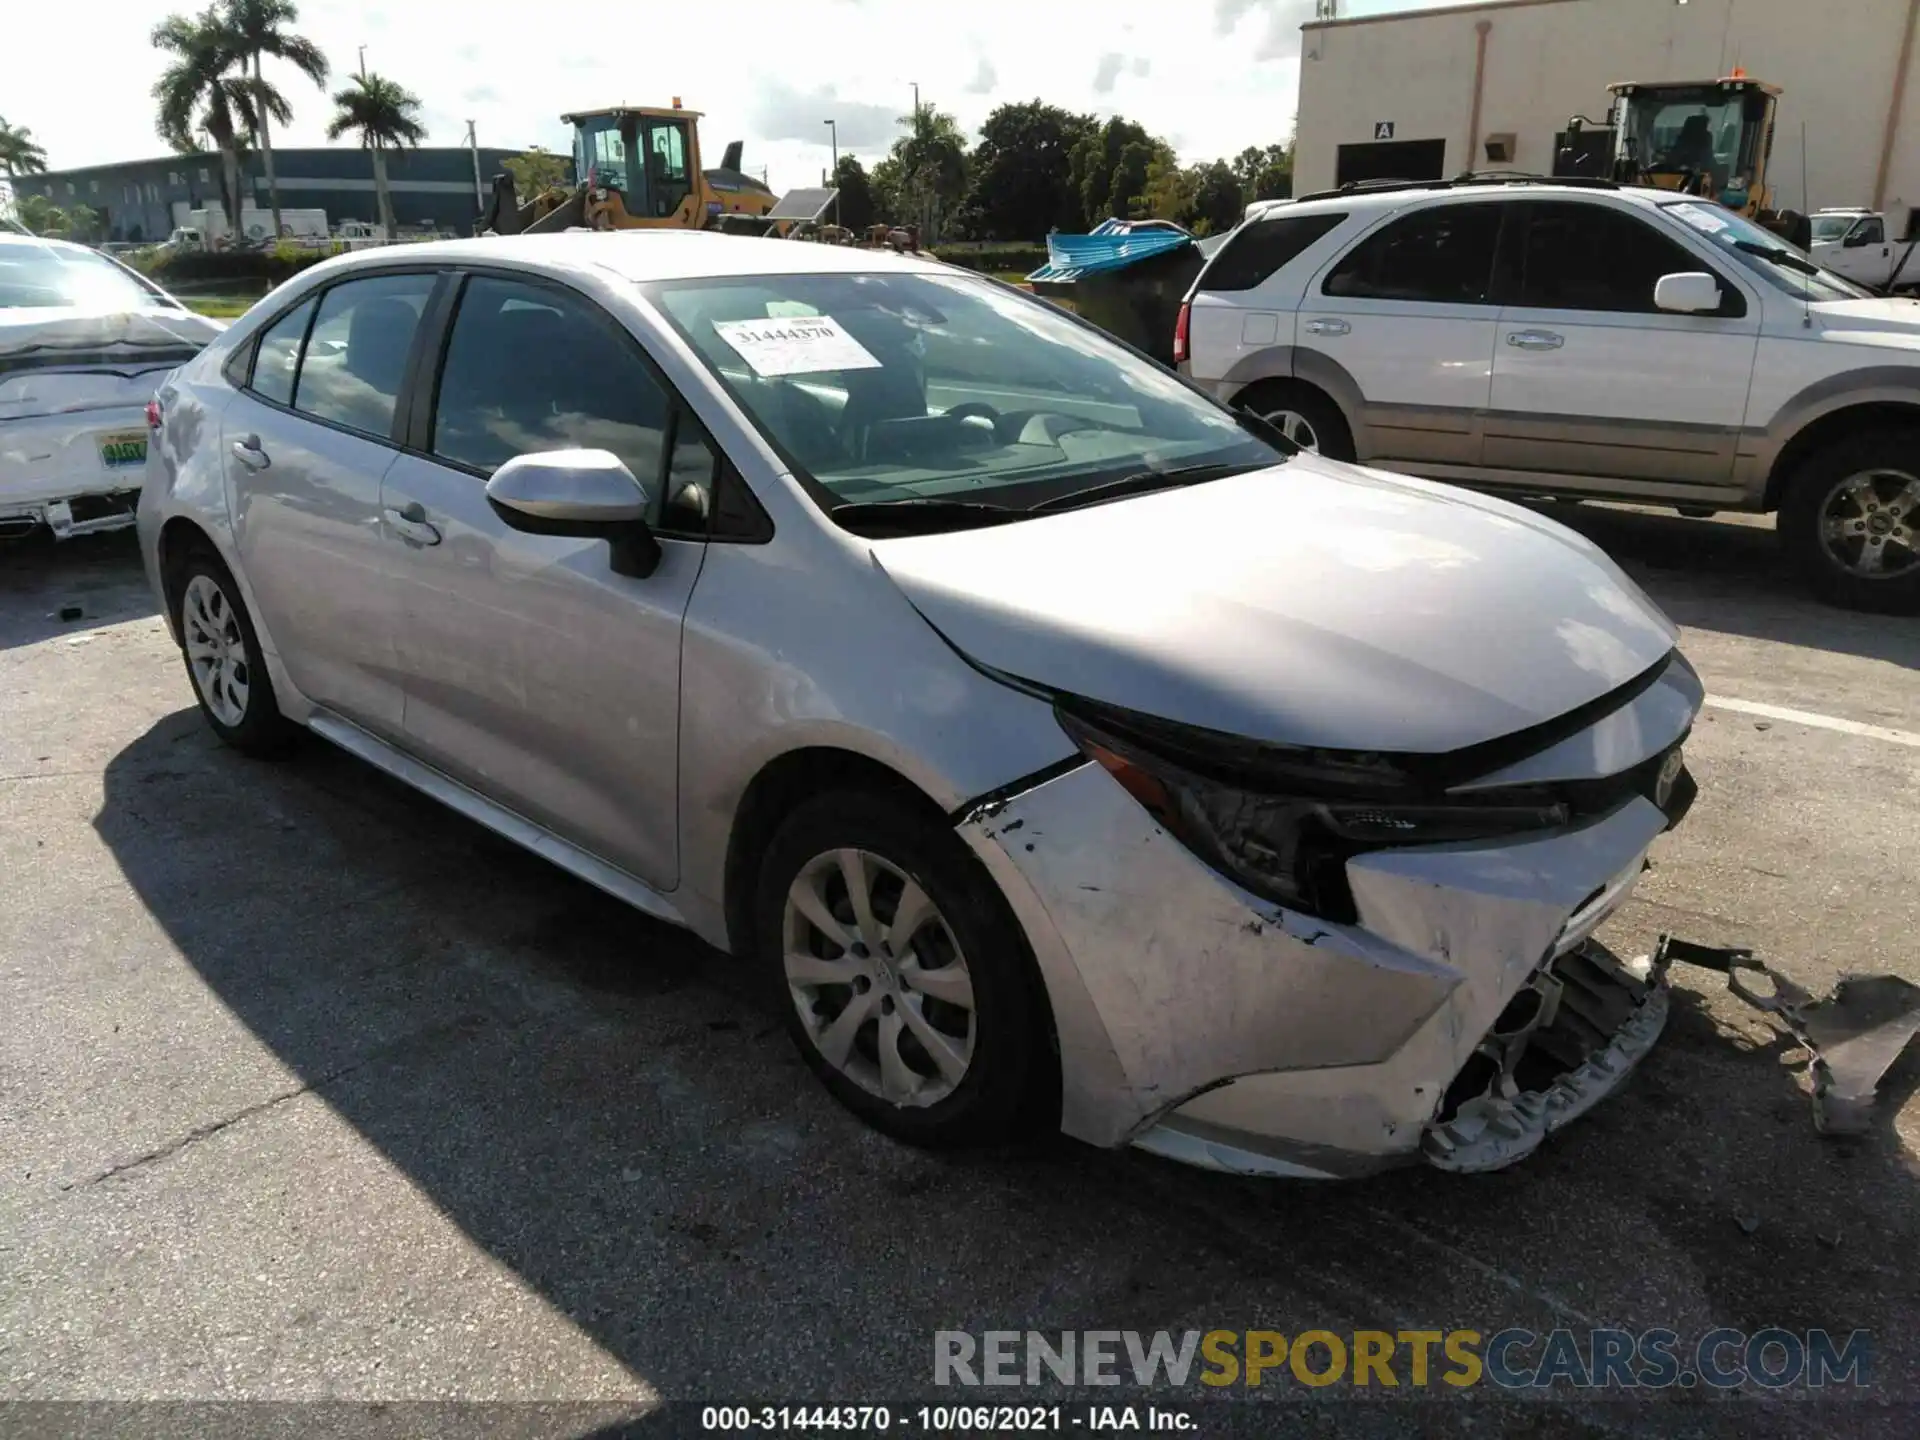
[357,45,367,79]
[912,81,920,116]
[822,118,838,228]
[466,119,481,209]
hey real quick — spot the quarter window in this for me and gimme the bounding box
[1322,203,1504,304]
[247,298,316,406]
[430,275,671,512]
[1198,212,1348,293]
[1502,202,1743,316]
[291,273,434,437]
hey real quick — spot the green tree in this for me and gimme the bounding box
[15,193,69,235]
[223,0,328,240]
[503,146,570,197]
[1190,160,1245,233]
[891,104,967,243]
[153,8,257,235]
[1231,142,1293,204]
[868,154,905,226]
[326,71,427,238]
[831,154,876,233]
[0,117,49,178]
[960,100,1098,240]
[66,201,102,242]
[1068,116,1157,225]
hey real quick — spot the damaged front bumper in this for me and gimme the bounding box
[957,761,1677,1178]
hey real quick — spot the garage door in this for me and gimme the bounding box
[1335,138,1446,187]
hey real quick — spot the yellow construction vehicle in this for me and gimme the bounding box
[1561,72,1807,242]
[476,99,783,236]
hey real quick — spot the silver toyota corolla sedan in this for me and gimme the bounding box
[138,232,1701,1178]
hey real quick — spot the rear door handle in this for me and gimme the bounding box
[384,502,442,547]
[230,434,270,470]
[1506,330,1565,351]
[1304,318,1351,336]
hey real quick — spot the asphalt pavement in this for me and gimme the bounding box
[1,507,1915,1438]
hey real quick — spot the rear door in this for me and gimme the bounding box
[1483,199,1760,494]
[377,270,713,888]
[1183,209,1350,393]
[1298,200,1505,468]
[223,271,437,734]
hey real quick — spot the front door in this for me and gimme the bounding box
[1298,200,1504,467]
[225,272,437,734]
[1812,214,1891,286]
[378,272,708,888]
[1483,200,1760,494]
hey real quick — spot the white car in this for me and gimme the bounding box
[1,234,223,540]
[1179,178,1920,613]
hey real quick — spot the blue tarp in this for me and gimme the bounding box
[1026,219,1194,283]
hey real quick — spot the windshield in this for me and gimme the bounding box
[0,242,169,311]
[1659,202,1874,302]
[648,270,1282,524]
[1619,86,1766,195]
[1809,214,1860,244]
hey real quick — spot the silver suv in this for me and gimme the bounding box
[1179,177,1920,613]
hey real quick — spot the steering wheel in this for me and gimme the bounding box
[944,401,1002,427]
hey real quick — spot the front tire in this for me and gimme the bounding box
[1780,427,1920,614]
[754,790,1050,1148]
[173,548,299,756]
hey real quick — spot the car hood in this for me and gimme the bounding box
[869,458,1679,755]
[1813,295,1920,340]
[0,305,222,360]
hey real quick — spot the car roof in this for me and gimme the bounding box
[327,230,952,285]
[0,232,96,256]
[1274,180,1678,216]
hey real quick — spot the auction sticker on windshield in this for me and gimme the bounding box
[1668,203,1731,236]
[711,315,882,377]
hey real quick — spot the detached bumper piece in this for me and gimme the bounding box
[1422,942,1669,1173]
[1652,935,1920,1136]
[0,490,140,540]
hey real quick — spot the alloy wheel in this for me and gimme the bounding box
[1820,468,1920,578]
[782,847,977,1107]
[182,573,251,727]
[1259,407,1320,453]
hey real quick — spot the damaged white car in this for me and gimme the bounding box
[138,237,1700,1179]
[1,233,222,540]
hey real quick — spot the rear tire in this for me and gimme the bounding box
[753,790,1051,1148]
[1235,382,1355,462]
[172,546,299,756]
[1779,427,1920,614]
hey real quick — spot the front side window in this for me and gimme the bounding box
[1851,216,1886,246]
[649,269,1280,527]
[1322,203,1504,304]
[430,275,671,509]
[1502,202,1741,315]
[579,116,632,208]
[292,273,434,438]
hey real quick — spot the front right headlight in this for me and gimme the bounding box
[1055,703,1569,922]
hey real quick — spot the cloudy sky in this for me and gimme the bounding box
[10,0,1467,190]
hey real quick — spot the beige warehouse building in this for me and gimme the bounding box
[1293,0,1920,233]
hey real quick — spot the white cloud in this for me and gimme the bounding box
[11,0,1317,190]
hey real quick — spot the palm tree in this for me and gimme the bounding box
[0,117,49,177]
[152,8,257,236]
[892,104,967,243]
[223,0,327,240]
[326,72,425,239]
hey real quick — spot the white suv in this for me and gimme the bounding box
[1178,178,1920,613]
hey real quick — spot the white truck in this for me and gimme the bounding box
[332,219,390,248]
[1809,208,1920,292]
[178,206,329,246]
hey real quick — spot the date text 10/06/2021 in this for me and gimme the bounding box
[701,1407,1193,1432]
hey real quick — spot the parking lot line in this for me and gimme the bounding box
[1705,695,1920,748]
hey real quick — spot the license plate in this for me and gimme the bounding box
[98,432,148,470]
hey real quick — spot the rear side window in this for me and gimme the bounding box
[1198,212,1348,293]
[292,273,435,438]
[1500,202,1745,316]
[246,298,315,406]
[1323,203,1505,304]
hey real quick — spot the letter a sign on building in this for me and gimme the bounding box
[1374,121,1395,140]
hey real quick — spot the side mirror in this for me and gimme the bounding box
[485,448,662,578]
[1653,272,1723,314]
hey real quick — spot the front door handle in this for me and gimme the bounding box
[1506,329,1566,351]
[1304,317,1351,336]
[230,434,270,470]
[384,502,442,547]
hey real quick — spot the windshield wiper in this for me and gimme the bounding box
[1028,462,1252,515]
[828,496,1025,535]
[1732,238,1824,277]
